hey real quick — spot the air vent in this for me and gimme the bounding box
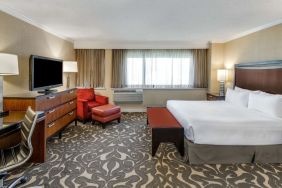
[113,89,143,104]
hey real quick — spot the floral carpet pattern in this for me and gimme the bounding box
[11,113,282,188]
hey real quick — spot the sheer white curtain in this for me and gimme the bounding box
[126,50,143,87]
[125,50,194,88]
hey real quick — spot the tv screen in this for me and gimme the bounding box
[30,55,63,91]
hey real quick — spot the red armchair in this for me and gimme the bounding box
[77,88,109,123]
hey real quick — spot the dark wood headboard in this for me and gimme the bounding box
[235,60,282,94]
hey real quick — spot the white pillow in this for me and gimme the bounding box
[225,88,249,108]
[259,91,282,98]
[235,86,249,92]
[248,92,282,118]
[235,86,260,94]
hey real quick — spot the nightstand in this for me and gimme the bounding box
[207,93,225,101]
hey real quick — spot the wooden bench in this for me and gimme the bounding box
[147,107,184,156]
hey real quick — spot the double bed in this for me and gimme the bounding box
[167,60,282,164]
[167,100,282,146]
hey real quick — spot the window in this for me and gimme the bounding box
[125,50,194,88]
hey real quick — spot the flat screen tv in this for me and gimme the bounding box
[30,55,63,94]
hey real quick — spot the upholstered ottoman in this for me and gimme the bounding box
[91,104,121,128]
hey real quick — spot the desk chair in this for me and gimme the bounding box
[0,107,38,188]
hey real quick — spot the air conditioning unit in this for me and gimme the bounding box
[113,89,143,104]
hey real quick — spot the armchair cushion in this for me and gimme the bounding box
[77,88,95,101]
[95,95,109,105]
[88,101,100,111]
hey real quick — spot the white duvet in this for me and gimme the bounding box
[167,100,282,145]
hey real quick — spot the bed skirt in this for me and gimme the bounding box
[184,138,282,164]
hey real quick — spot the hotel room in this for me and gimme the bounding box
[0,0,282,187]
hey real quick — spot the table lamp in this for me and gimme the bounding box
[63,61,78,89]
[217,69,226,96]
[0,53,19,115]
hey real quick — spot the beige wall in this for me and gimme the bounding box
[208,43,225,93]
[223,23,282,88]
[209,23,282,91]
[0,11,75,110]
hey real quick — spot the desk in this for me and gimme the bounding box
[0,111,46,163]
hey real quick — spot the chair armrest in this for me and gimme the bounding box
[95,95,109,105]
[78,99,88,103]
[77,99,89,120]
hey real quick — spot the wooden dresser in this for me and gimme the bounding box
[4,88,77,138]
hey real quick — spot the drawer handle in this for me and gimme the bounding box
[48,123,55,128]
[68,112,74,116]
[48,96,56,99]
[69,101,74,105]
[48,109,56,114]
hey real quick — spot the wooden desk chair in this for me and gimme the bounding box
[0,107,38,188]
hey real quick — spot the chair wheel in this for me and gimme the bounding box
[20,176,27,184]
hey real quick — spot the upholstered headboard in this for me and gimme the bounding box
[234,60,282,94]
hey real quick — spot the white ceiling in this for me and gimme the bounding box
[1,0,282,49]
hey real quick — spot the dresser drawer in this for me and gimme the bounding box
[36,94,62,111]
[46,110,76,138]
[62,89,76,104]
[36,89,76,111]
[45,100,76,124]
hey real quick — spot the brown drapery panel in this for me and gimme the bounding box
[111,49,127,88]
[192,49,208,88]
[76,49,105,88]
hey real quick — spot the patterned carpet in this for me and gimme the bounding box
[10,113,282,188]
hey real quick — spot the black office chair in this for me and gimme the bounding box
[0,107,38,188]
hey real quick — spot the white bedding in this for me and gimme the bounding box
[167,100,282,145]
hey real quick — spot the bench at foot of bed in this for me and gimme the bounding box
[147,107,184,156]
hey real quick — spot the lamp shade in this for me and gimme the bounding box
[217,69,226,81]
[63,61,78,73]
[0,53,19,75]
